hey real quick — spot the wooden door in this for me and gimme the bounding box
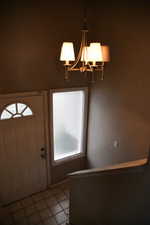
[0,92,47,204]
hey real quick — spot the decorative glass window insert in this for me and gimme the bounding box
[0,103,33,120]
[52,89,87,162]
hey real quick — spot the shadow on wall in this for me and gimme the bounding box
[87,0,150,169]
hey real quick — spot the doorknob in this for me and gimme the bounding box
[40,148,47,159]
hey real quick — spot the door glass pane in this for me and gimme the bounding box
[1,110,12,120]
[22,107,33,116]
[6,104,16,114]
[17,103,27,113]
[0,103,33,120]
[53,91,85,161]
[13,114,22,118]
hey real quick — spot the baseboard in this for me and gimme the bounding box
[48,178,69,189]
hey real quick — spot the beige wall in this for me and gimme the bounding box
[87,1,150,168]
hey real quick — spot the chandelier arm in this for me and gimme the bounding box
[87,62,93,70]
[82,31,87,68]
[69,30,87,71]
[69,68,93,72]
[101,62,104,80]
[69,41,83,70]
[94,62,105,71]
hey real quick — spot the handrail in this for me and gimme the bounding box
[69,158,147,178]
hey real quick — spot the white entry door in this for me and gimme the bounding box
[0,92,48,204]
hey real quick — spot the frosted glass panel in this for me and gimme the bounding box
[0,103,33,120]
[22,107,33,116]
[17,103,26,113]
[13,114,22,118]
[53,91,85,161]
[1,110,12,120]
[6,104,16,114]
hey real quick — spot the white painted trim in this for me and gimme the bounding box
[50,87,88,166]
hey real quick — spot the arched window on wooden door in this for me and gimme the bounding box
[0,103,33,120]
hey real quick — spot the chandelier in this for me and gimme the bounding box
[60,12,110,83]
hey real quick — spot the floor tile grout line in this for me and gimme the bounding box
[5,182,70,225]
[6,186,69,209]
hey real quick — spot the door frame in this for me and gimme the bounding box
[0,90,51,186]
[49,87,88,166]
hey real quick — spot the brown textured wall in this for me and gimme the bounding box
[52,157,86,184]
[87,1,150,168]
[0,0,90,183]
[0,1,89,94]
[2,0,150,183]
[70,164,149,225]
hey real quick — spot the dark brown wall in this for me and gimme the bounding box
[88,1,150,168]
[0,0,89,94]
[0,0,90,183]
[70,164,150,225]
[51,157,86,184]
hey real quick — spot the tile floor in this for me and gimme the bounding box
[5,182,70,225]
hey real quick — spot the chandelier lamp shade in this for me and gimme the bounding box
[60,42,75,64]
[60,15,110,82]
